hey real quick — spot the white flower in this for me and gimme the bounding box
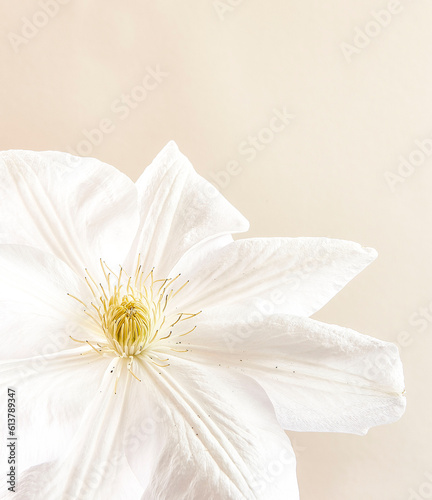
[0,142,405,500]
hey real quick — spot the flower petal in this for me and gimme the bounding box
[0,150,139,276]
[5,359,143,500]
[183,310,406,434]
[127,357,299,500]
[0,347,109,472]
[171,237,377,317]
[5,457,142,500]
[0,244,101,361]
[124,141,249,278]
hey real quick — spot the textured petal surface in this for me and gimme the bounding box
[171,237,377,317]
[126,357,299,500]
[0,347,109,472]
[3,359,143,500]
[0,150,139,276]
[2,457,142,500]
[183,310,406,434]
[0,244,102,361]
[124,141,249,278]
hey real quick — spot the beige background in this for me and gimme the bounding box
[1,1,431,499]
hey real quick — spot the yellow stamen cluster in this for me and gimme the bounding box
[102,293,154,356]
[68,257,200,379]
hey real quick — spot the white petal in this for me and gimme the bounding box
[127,357,299,500]
[7,359,143,500]
[0,244,101,361]
[171,237,377,317]
[0,150,139,276]
[5,457,142,500]
[123,141,249,278]
[183,310,406,434]
[0,347,108,472]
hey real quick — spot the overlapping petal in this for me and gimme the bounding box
[182,309,406,434]
[127,357,299,500]
[0,244,112,472]
[171,237,377,317]
[0,150,139,276]
[3,360,142,500]
[124,141,249,278]
[0,244,101,360]
[0,347,108,473]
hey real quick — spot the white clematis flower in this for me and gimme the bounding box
[0,142,405,500]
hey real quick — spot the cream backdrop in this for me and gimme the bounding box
[1,1,430,499]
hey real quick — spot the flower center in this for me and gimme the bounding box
[68,258,200,380]
[102,294,153,356]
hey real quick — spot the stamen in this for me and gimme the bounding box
[69,335,87,344]
[146,351,169,362]
[127,357,142,382]
[100,285,109,302]
[145,353,170,368]
[100,258,110,287]
[86,340,102,354]
[90,302,103,320]
[84,276,98,299]
[85,268,100,294]
[159,330,172,341]
[102,261,119,281]
[179,325,197,337]
[67,259,199,380]
[66,293,88,309]
[170,314,184,328]
[148,329,159,344]
[157,278,170,294]
[170,280,189,299]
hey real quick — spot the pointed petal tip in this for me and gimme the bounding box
[160,140,180,157]
[165,139,179,150]
[359,393,407,436]
[149,140,189,174]
[363,245,378,261]
[343,240,377,263]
